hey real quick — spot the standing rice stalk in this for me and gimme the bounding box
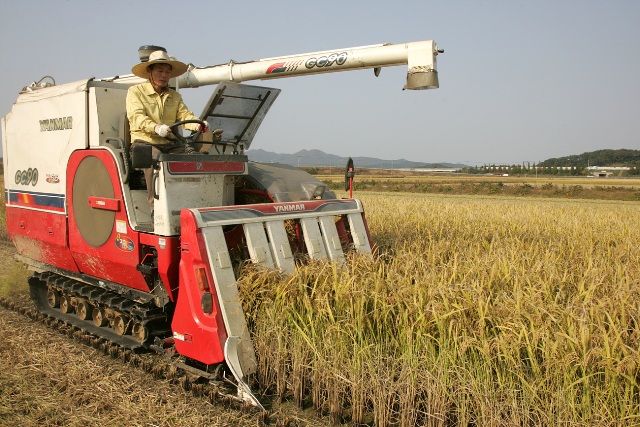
[239,193,640,426]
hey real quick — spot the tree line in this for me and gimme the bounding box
[460,149,640,176]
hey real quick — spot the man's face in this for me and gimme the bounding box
[150,63,173,87]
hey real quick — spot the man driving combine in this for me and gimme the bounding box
[126,49,210,210]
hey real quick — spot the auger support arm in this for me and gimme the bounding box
[176,40,442,90]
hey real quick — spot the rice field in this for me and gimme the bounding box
[1,173,639,426]
[315,173,640,201]
[240,192,640,426]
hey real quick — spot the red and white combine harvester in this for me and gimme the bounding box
[1,41,442,407]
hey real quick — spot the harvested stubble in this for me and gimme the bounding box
[240,193,640,427]
[0,307,263,427]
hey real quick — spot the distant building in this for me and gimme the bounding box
[398,167,459,173]
[587,166,630,177]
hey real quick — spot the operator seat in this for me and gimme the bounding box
[120,113,147,190]
[119,112,131,152]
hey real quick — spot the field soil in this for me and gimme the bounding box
[0,302,262,427]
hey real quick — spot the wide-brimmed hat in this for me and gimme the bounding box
[131,50,188,79]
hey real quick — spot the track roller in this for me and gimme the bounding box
[132,322,149,343]
[47,288,60,308]
[59,294,72,314]
[93,307,108,327]
[76,299,93,320]
[113,314,131,336]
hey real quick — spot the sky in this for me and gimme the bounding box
[1,0,639,166]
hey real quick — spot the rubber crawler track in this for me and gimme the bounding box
[0,295,298,427]
[29,271,170,350]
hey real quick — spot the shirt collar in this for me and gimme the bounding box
[142,80,172,97]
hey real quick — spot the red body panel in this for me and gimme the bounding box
[6,207,79,272]
[139,232,181,302]
[66,150,149,292]
[171,209,226,365]
[87,196,120,211]
[6,149,183,301]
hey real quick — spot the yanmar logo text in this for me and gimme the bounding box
[40,116,73,132]
[274,203,306,212]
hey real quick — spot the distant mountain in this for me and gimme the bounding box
[247,148,464,169]
[538,149,640,167]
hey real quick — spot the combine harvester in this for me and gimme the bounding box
[1,40,442,407]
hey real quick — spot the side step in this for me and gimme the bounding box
[188,198,372,406]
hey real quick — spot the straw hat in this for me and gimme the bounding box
[131,50,188,79]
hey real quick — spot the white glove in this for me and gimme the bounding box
[198,120,209,132]
[154,124,171,137]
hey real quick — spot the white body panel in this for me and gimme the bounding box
[88,82,130,148]
[2,80,89,213]
[154,167,240,236]
[1,80,156,231]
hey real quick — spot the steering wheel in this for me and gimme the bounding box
[166,119,206,146]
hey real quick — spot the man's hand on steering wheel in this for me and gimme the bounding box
[156,119,206,153]
[166,119,207,145]
[154,124,172,138]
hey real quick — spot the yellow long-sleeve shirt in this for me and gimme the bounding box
[126,80,200,145]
